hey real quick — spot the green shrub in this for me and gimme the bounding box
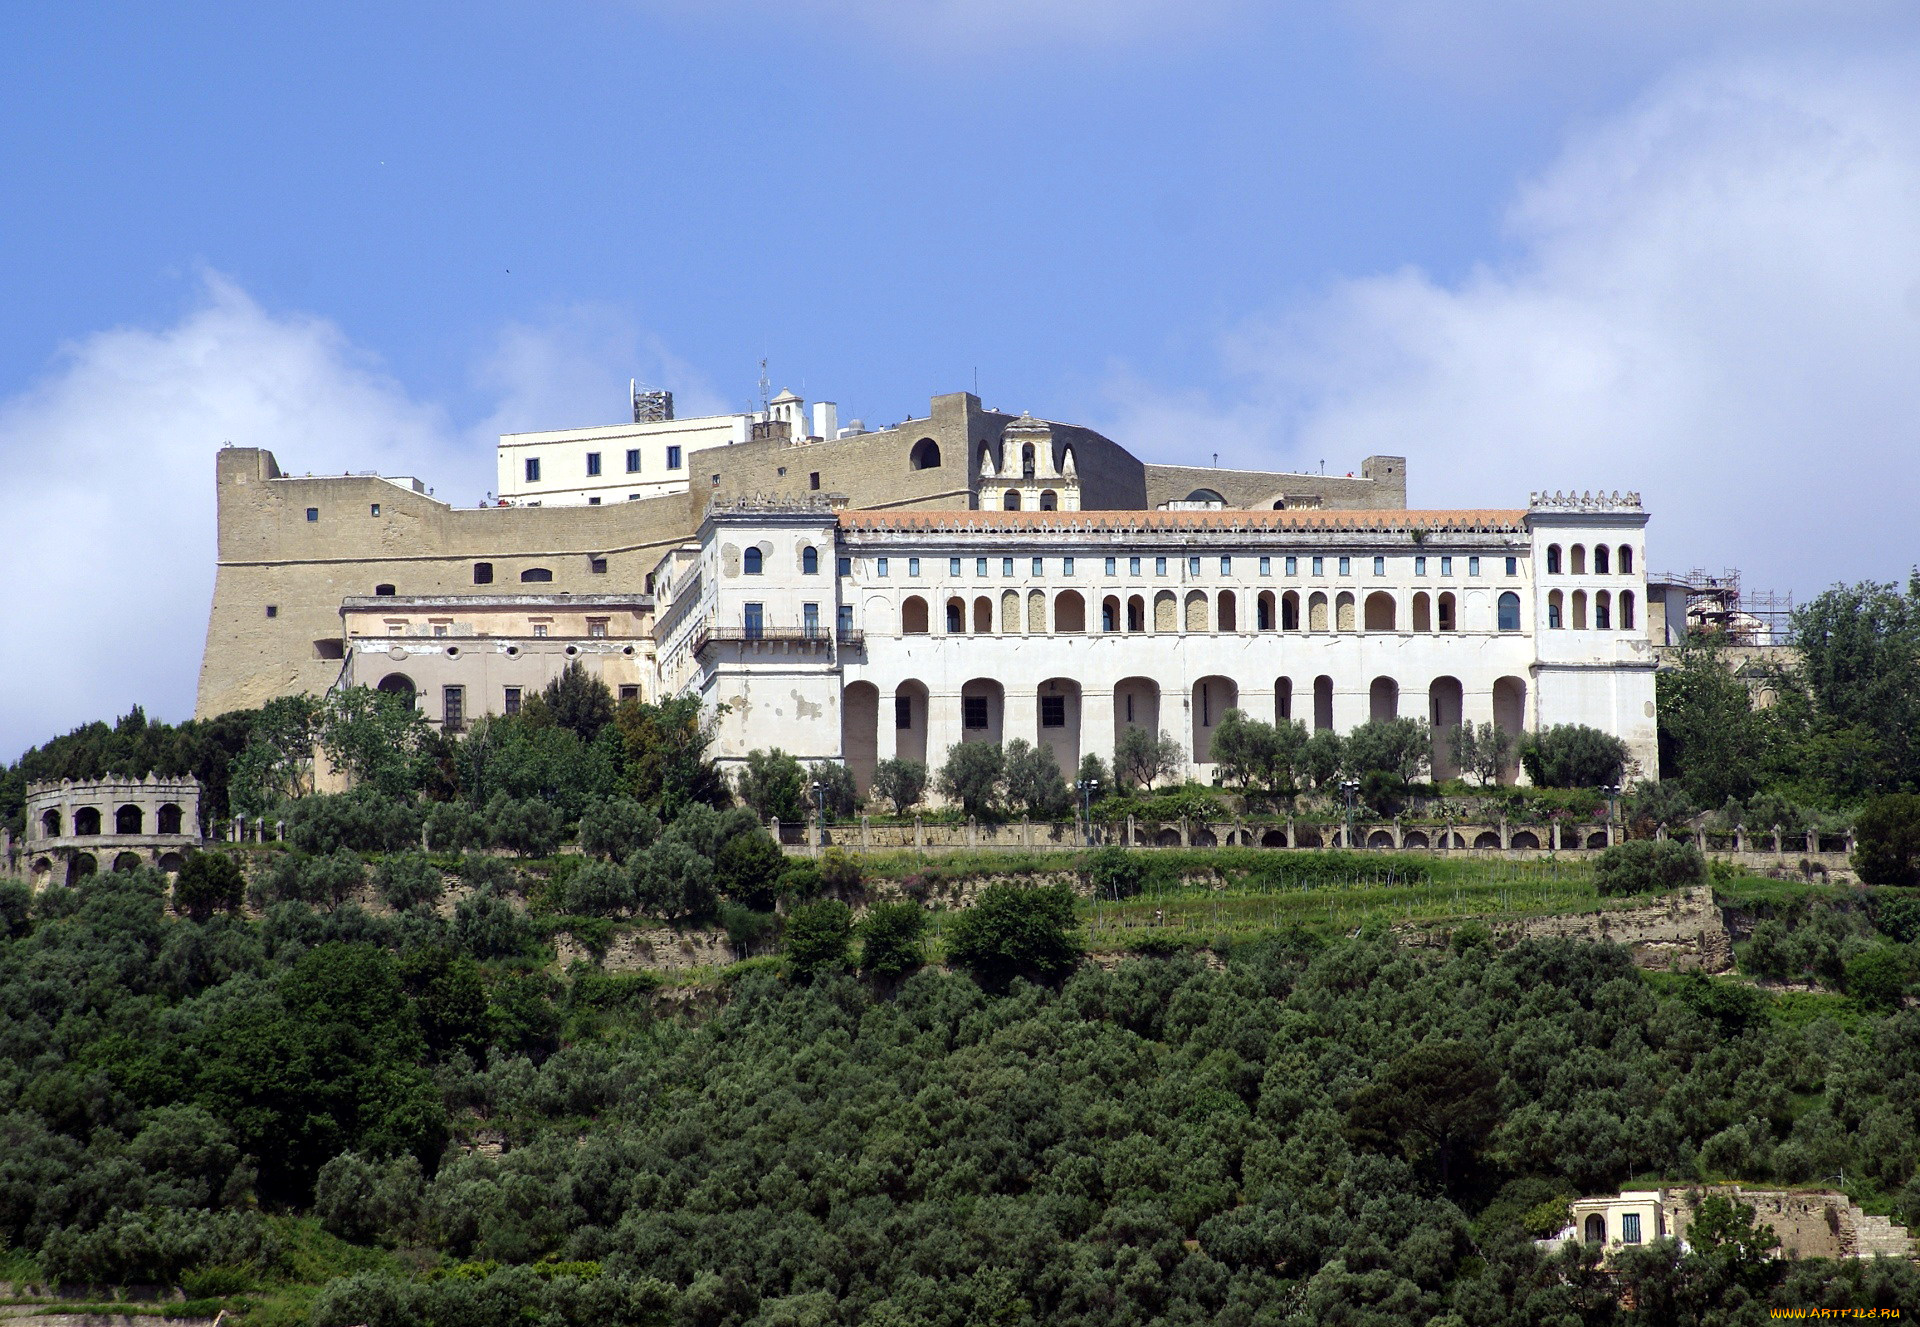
[1520,724,1630,789]
[373,853,443,912]
[1594,839,1706,895]
[1084,846,1147,900]
[1854,793,1920,887]
[172,851,246,921]
[284,789,422,855]
[945,884,1083,988]
[857,902,926,979]
[577,797,659,862]
[785,899,853,978]
[423,801,486,853]
[1844,946,1914,1009]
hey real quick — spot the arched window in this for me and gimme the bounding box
[1572,589,1588,629]
[1547,590,1563,629]
[1218,591,1237,632]
[1022,443,1036,479]
[1412,592,1432,632]
[1594,545,1610,574]
[973,597,993,633]
[115,805,143,835]
[1101,596,1118,632]
[902,597,929,634]
[1619,545,1634,574]
[520,567,553,583]
[909,438,941,469]
[1039,490,1058,511]
[1335,591,1356,632]
[1595,590,1612,630]
[1571,545,1587,575]
[1497,592,1521,631]
[377,674,416,702]
[801,546,819,575]
[1003,490,1022,511]
[1621,591,1637,630]
[743,548,763,575]
[1126,595,1146,633]
[1055,591,1086,633]
[1276,677,1293,721]
[1185,488,1225,504]
[40,809,60,838]
[946,598,965,633]
[73,807,101,836]
[1308,592,1329,631]
[1281,591,1300,631]
[1585,1214,1606,1244]
[374,583,397,596]
[1363,591,1396,632]
[1256,591,1274,631]
[1437,592,1457,632]
[156,804,183,835]
[1001,589,1021,633]
[1547,544,1563,574]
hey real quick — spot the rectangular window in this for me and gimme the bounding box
[1506,556,1518,576]
[265,604,278,618]
[1040,695,1066,728]
[306,507,319,522]
[1129,556,1141,576]
[1415,556,1427,575]
[1221,556,1232,575]
[876,557,889,577]
[625,448,641,473]
[442,686,465,732]
[837,604,853,637]
[1440,556,1453,577]
[473,562,493,584]
[1032,557,1044,576]
[743,602,764,638]
[1622,1213,1642,1244]
[838,557,852,577]
[1339,556,1352,576]
[944,557,958,577]
[503,686,522,716]
[710,474,720,487]
[963,697,990,729]
[1155,556,1168,576]
[1002,558,1014,577]
[619,685,639,701]
[432,624,448,637]
[802,603,820,637]
[586,452,601,476]
[588,496,601,505]
[533,623,548,638]
[809,472,820,491]
[587,618,608,638]
[628,493,640,501]
[1188,556,1201,576]
[908,557,921,577]
[976,557,988,577]
[1104,556,1117,575]
[1373,556,1385,576]
[1312,556,1324,576]
[370,503,381,517]
[1285,555,1298,576]
[1260,556,1271,575]
[1063,556,1075,575]
[895,696,913,729]
[1469,556,1481,576]
[524,458,540,483]
[590,557,608,574]
[666,445,682,469]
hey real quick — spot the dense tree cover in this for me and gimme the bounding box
[1,706,256,833]
[5,864,1920,1320]
[1521,725,1631,790]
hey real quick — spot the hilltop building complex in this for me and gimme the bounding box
[199,388,1657,793]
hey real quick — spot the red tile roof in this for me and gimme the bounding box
[838,508,1527,534]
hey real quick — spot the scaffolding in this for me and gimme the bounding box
[1650,567,1794,645]
[630,381,674,424]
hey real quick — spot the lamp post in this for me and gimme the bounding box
[810,780,826,848]
[1077,777,1100,847]
[1602,783,1622,846]
[1340,779,1360,849]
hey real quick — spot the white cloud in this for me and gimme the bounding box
[1100,55,1920,597]
[0,279,697,762]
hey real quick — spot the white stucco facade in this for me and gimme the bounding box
[653,492,1658,794]
[496,413,750,507]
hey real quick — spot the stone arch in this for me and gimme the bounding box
[1101,594,1121,632]
[1039,489,1059,510]
[40,808,60,838]
[30,857,53,882]
[1586,831,1609,849]
[910,437,941,470]
[1547,544,1563,574]
[1428,677,1465,777]
[1570,545,1587,575]
[1281,590,1300,630]
[1313,676,1334,731]
[1619,545,1634,574]
[1184,590,1208,632]
[842,682,880,794]
[1585,1214,1606,1244]
[1571,589,1588,630]
[1335,591,1355,632]
[157,852,185,873]
[973,596,993,634]
[1217,591,1237,632]
[1621,590,1637,630]
[1001,589,1021,633]
[1257,590,1275,630]
[1114,677,1160,738]
[519,567,553,583]
[1002,490,1022,511]
[69,852,98,884]
[1412,592,1432,632]
[1126,595,1146,633]
[1055,590,1086,633]
[1510,830,1541,850]
[1192,676,1237,763]
[1595,590,1612,630]
[1369,677,1399,722]
[73,807,101,836]
[1261,829,1286,847]
[115,804,144,835]
[895,680,929,765]
[377,673,416,703]
[1403,829,1430,848]
[1294,825,1324,848]
[1594,544,1610,574]
[1275,676,1294,723]
[1438,591,1457,632]
[961,678,1005,746]
[1367,829,1394,849]
[1037,677,1081,774]
[157,803,184,836]
[1156,827,1182,847]
[1154,591,1177,632]
[113,851,143,873]
[1027,589,1047,632]
[902,596,930,635]
[1191,828,1218,848]
[946,596,966,634]
[1364,591,1396,631]
[1308,591,1329,631]
[1474,831,1501,850]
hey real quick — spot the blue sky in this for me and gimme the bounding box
[3,2,1919,757]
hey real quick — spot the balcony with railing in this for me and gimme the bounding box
[692,619,863,655]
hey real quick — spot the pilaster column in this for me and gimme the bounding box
[1082,688,1116,779]
[1004,688,1039,753]
[925,689,963,787]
